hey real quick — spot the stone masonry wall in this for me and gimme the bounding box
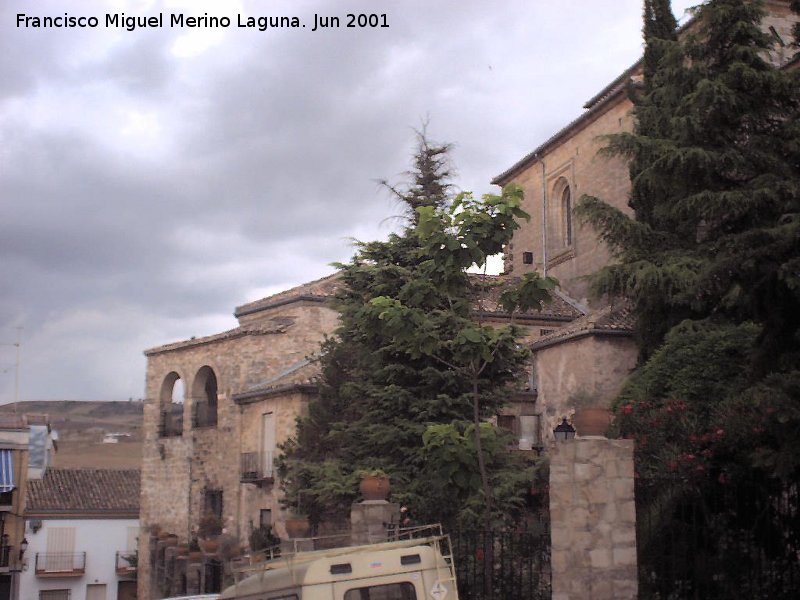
[503,97,633,305]
[238,390,311,539]
[139,302,338,600]
[536,335,637,439]
[549,438,637,600]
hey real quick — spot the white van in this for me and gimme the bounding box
[220,530,458,600]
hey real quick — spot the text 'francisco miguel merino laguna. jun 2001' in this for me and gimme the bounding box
[16,12,390,32]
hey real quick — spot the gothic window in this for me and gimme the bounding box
[562,185,573,246]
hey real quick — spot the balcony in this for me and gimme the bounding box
[0,491,12,512]
[35,552,86,577]
[192,399,218,429]
[240,451,274,484]
[115,551,136,576]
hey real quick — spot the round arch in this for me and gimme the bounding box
[158,371,184,437]
[191,366,219,428]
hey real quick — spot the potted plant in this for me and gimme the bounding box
[197,514,223,554]
[568,388,613,437]
[356,468,391,501]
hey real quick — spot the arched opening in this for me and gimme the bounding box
[192,366,218,428]
[159,372,184,437]
[562,185,573,246]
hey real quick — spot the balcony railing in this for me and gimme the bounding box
[35,552,86,577]
[240,451,274,484]
[0,491,13,511]
[192,399,218,429]
[115,551,136,576]
[159,407,183,438]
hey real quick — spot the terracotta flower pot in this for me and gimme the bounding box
[359,475,390,501]
[572,407,613,437]
[285,517,310,539]
[198,538,219,554]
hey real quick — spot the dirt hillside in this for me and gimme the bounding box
[0,400,144,469]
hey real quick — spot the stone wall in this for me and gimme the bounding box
[138,300,338,600]
[549,438,637,600]
[535,334,637,438]
[501,96,633,305]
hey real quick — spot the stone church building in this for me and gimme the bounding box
[137,3,799,598]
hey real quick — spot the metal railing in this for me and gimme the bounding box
[115,551,136,574]
[637,478,800,598]
[450,529,551,600]
[0,544,10,568]
[35,552,86,576]
[240,451,274,483]
[159,407,183,437]
[192,399,218,428]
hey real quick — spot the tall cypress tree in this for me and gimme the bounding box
[577,0,800,368]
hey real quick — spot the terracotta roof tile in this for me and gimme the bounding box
[234,358,320,403]
[144,318,295,356]
[470,274,584,321]
[234,273,342,318]
[530,303,634,350]
[27,468,140,515]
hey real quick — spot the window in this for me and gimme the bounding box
[496,415,542,450]
[547,175,575,257]
[562,185,573,246]
[40,591,70,600]
[86,584,106,600]
[260,509,273,529]
[205,490,223,520]
[344,582,416,600]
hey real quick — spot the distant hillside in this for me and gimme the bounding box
[0,400,143,441]
[0,400,144,469]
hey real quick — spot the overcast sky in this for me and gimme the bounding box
[1,0,697,402]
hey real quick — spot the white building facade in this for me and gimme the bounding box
[21,470,139,600]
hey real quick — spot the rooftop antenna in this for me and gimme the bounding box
[13,328,21,414]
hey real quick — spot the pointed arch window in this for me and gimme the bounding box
[562,185,573,246]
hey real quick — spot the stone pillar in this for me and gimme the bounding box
[350,500,400,545]
[549,438,637,600]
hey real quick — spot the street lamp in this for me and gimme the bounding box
[553,418,576,441]
[18,538,28,560]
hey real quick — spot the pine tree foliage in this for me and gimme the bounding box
[577,0,800,367]
[278,136,555,529]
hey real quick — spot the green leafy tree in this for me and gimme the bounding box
[278,135,556,529]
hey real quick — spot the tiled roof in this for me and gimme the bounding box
[144,318,295,356]
[531,302,634,350]
[234,273,342,318]
[26,468,140,516]
[470,274,584,321]
[233,358,320,404]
